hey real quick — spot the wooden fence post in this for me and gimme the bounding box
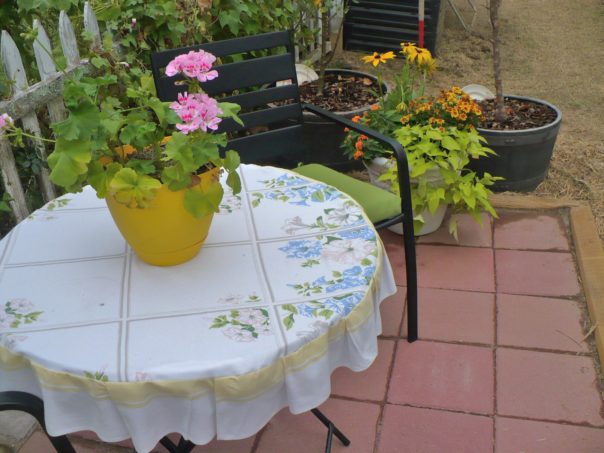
[83,2,102,51]
[58,11,81,67]
[33,20,68,125]
[1,30,56,203]
[0,138,29,222]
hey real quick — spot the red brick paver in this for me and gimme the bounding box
[17,209,604,453]
[388,341,494,414]
[495,417,604,453]
[402,287,495,344]
[377,405,493,453]
[417,244,495,292]
[497,293,589,352]
[496,249,580,297]
[494,211,570,251]
[497,348,604,426]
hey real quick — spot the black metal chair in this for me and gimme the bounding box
[150,30,418,453]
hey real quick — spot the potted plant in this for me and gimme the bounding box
[468,0,562,192]
[1,44,242,266]
[295,0,390,171]
[342,43,499,236]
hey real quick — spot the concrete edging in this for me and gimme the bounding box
[491,193,604,366]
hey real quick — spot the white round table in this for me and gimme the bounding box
[0,164,396,452]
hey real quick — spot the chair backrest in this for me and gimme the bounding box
[150,31,307,167]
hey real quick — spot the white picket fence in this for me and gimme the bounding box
[0,3,101,222]
[0,2,342,223]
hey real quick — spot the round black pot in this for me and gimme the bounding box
[468,95,562,192]
[302,69,388,172]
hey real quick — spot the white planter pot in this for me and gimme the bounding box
[363,158,448,236]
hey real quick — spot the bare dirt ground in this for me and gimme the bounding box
[337,0,604,240]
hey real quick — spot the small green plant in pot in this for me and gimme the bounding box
[1,41,243,265]
[343,48,500,237]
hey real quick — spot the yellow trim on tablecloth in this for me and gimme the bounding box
[0,167,390,407]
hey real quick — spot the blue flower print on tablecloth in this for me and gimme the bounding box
[280,292,364,330]
[1,299,43,329]
[258,173,309,189]
[279,227,378,296]
[281,200,364,235]
[210,308,273,342]
[251,183,341,208]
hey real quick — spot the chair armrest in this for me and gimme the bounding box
[302,103,414,224]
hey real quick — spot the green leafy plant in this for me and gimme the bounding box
[343,82,501,237]
[1,38,243,218]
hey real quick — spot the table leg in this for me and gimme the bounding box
[311,408,351,452]
[0,391,76,453]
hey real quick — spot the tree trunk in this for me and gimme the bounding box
[490,0,506,122]
[317,10,330,96]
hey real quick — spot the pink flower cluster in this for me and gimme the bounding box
[170,92,222,134]
[0,113,13,135]
[165,50,218,82]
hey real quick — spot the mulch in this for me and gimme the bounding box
[479,97,558,130]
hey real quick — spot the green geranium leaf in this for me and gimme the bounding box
[88,161,122,198]
[226,171,242,195]
[218,102,243,126]
[126,159,156,175]
[90,56,109,69]
[161,165,192,191]
[47,138,92,187]
[223,150,240,172]
[109,168,161,208]
[52,101,100,141]
[147,98,179,126]
[183,182,224,218]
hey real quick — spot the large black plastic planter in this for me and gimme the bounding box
[469,95,562,192]
[302,69,388,172]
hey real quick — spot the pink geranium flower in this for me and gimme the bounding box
[165,50,219,83]
[170,92,222,134]
[0,113,13,135]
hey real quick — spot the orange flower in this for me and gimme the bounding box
[344,127,350,132]
[351,115,361,123]
[370,104,379,111]
[355,140,364,151]
[360,135,368,140]
[353,150,364,160]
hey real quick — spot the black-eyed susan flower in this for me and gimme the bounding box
[400,42,418,56]
[361,51,396,67]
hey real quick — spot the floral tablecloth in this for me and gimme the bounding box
[0,164,396,452]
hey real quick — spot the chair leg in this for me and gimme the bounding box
[402,220,418,343]
[0,391,76,453]
[311,408,351,452]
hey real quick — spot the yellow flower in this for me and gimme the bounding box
[400,42,418,56]
[414,48,433,66]
[422,57,437,74]
[314,0,322,6]
[361,51,396,67]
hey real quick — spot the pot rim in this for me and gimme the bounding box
[477,94,562,135]
[302,68,389,116]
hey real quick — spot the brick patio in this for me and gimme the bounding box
[17,209,604,453]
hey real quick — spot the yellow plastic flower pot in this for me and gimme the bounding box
[106,168,220,266]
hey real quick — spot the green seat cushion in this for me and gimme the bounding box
[293,164,401,223]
